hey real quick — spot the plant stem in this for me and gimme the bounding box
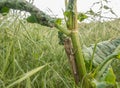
[65,0,91,87]
[70,31,86,77]
[70,31,90,88]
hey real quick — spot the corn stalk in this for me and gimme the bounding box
[63,0,91,87]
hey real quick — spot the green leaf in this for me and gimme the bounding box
[116,54,120,59]
[92,80,107,88]
[0,7,10,15]
[26,15,38,23]
[64,11,73,18]
[6,64,47,88]
[96,82,107,88]
[116,82,120,88]
[64,11,70,17]
[104,67,116,85]
[55,18,62,25]
[78,13,88,22]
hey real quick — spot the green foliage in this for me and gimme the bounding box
[114,45,120,59]
[0,6,10,15]
[7,64,47,88]
[64,11,74,29]
[0,0,120,88]
[93,80,107,88]
[83,37,120,67]
[0,13,120,88]
[58,31,66,45]
[117,54,120,59]
[78,13,88,22]
[55,18,62,25]
[0,17,74,88]
[64,11,74,17]
[92,67,116,88]
[103,68,116,85]
[26,15,38,23]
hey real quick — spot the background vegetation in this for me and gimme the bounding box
[0,12,120,88]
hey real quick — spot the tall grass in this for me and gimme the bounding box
[0,14,120,88]
[79,20,120,46]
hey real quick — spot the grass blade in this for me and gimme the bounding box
[6,64,48,88]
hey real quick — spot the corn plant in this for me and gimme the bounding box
[0,0,120,88]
